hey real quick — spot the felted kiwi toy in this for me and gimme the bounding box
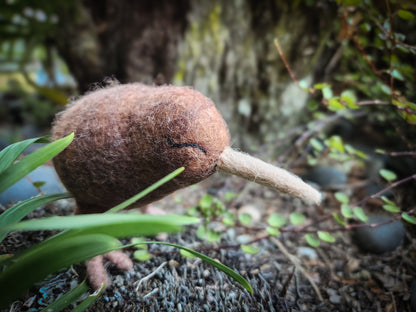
[52,82,321,289]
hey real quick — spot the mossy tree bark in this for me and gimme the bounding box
[55,0,337,147]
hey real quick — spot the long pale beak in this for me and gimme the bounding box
[216,147,321,205]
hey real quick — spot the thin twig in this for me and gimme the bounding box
[271,237,324,302]
[274,38,300,86]
[134,261,167,291]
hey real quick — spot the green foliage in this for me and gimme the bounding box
[289,213,306,226]
[0,133,73,193]
[317,231,336,243]
[402,212,416,225]
[241,244,260,255]
[268,213,287,228]
[0,138,253,309]
[379,169,397,182]
[304,233,320,247]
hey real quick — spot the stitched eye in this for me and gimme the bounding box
[166,137,207,154]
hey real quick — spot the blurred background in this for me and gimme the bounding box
[1,1,416,310]
[0,0,415,186]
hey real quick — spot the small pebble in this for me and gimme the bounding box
[303,166,347,189]
[352,214,405,254]
[297,247,318,260]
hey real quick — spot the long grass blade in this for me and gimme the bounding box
[0,192,71,242]
[0,234,121,308]
[0,133,74,194]
[107,167,185,213]
[40,280,89,312]
[7,213,199,239]
[0,136,49,175]
[133,241,253,293]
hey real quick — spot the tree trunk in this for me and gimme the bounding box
[55,0,337,147]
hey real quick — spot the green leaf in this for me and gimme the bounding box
[224,191,237,202]
[238,213,252,226]
[32,181,46,188]
[381,196,395,205]
[289,213,305,226]
[340,90,358,108]
[199,194,213,211]
[391,69,404,81]
[134,241,253,293]
[241,244,260,255]
[383,204,400,213]
[0,136,49,175]
[71,284,105,312]
[335,192,349,204]
[380,84,392,95]
[353,207,368,222]
[398,9,414,20]
[107,167,185,213]
[340,204,353,218]
[304,233,320,247]
[379,169,397,182]
[0,192,71,242]
[310,138,325,152]
[7,213,199,239]
[402,212,416,224]
[328,98,345,111]
[268,213,286,228]
[317,231,336,243]
[40,280,89,312]
[266,227,281,236]
[322,86,333,100]
[333,212,347,226]
[222,212,235,226]
[327,135,345,153]
[0,234,121,308]
[313,83,330,90]
[133,249,151,261]
[0,133,74,194]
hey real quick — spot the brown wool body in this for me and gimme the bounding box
[52,82,321,289]
[52,83,230,214]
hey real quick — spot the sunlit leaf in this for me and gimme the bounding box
[382,204,400,213]
[266,227,281,236]
[379,169,397,182]
[353,207,368,222]
[289,213,306,226]
[317,231,336,243]
[341,204,353,218]
[304,234,320,247]
[402,212,416,224]
[238,213,252,226]
[133,249,151,261]
[241,244,260,255]
[222,212,235,226]
[327,135,345,153]
[268,213,286,228]
[333,213,347,226]
[335,192,349,204]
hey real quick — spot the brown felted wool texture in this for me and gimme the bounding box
[52,83,230,214]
